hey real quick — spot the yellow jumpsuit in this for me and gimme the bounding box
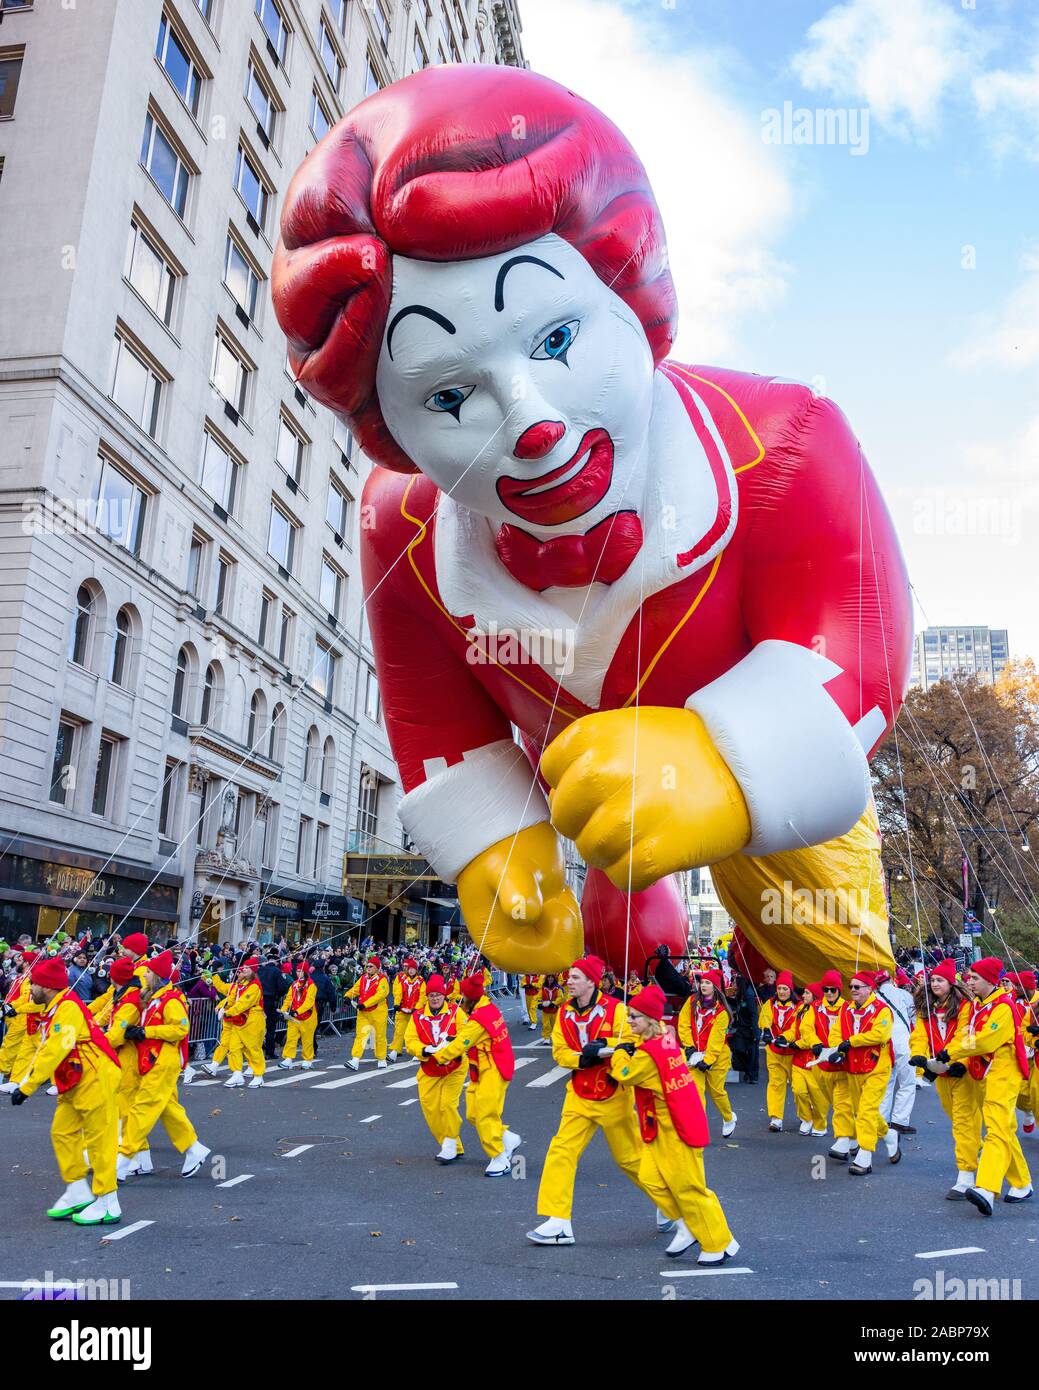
[19,992,119,1197]
[814,999,854,1139]
[758,997,798,1123]
[842,993,893,1152]
[522,975,543,1027]
[390,973,427,1056]
[88,984,116,1027]
[1016,991,1039,1124]
[432,998,511,1158]
[677,999,733,1124]
[120,985,198,1159]
[946,990,1031,1195]
[281,980,319,1062]
[5,980,46,1082]
[347,973,390,1061]
[781,1007,829,1131]
[539,980,562,1041]
[221,979,267,1076]
[0,973,37,1076]
[536,995,643,1221]
[909,1009,982,1175]
[404,1004,467,1154]
[608,1043,733,1254]
[105,989,144,1127]
[209,974,235,1066]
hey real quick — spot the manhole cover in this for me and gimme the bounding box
[277,1136,350,1145]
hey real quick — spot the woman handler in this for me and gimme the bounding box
[405,973,467,1162]
[786,982,828,1136]
[279,961,319,1069]
[757,969,799,1132]
[908,959,980,1200]
[677,969,737,1137]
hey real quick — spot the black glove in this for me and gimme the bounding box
[908,1054,928,1070]
[654,944,671,960]
[1027,1024,1039,1037]
[613,1041,636,1057]
[835,1039,851,1056]
[10,1089,26,1106]
[578,1040,607,1069]
[123,1025,146,1043]
[934,1048,950,1064]
[946,1062,968,1078]
[810,1043,824,1057]
[760,1029,773,1046]
[773,1035,793,1049]
[1,1003,13,1019]
[695,1060,711,1072]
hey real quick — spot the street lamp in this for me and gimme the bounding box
[190,891,204,922]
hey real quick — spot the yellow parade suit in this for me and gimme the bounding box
[784,1003,828,1131]
[19,988,120,1198]
[539,978,562,1040]
[347,971,390,1061]
[946,987,1031,1196]
[0,972,40,1077]
[405,1001,467,1153]
[758,996,799,1124]
[609,1036,733,1254]
[432,995,514,1158]
[209,973,235,1066]
[105,985,145,1125]
[536,990,643,1222]
[89,984,116,1027]
[677,997,733,1123]
[390,972,427,1056]
[281,979,319,1063]
[909,1003,982,1176]
[1023,991,1039,1124]
[837,990,892,1153]
[522,975,543,1027]
[813,997,854,1138]
[220,978,267,1077]
[120,983,199,1159]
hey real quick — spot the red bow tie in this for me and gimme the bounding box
[495,512,644,591]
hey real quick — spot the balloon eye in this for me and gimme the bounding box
[423,385,475,419]
[532,319,580,364]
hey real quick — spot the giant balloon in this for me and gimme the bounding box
[272,66,912,983]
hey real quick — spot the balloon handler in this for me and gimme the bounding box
[8,957,122,1226]
[388,957,426,1062]
[279,961,319,1069]
[218,958,267,1089]
[273,65,912,984]
[404,973,467,1162]
[346,957,390,1071]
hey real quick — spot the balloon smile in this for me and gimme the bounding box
[496,429,614,526]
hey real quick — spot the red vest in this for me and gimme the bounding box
[225,979,261,1026]
[559,993,621,1101]
[468,1001,514,1083]
[397,974,423,1012]
[840,996,893,1074]
[289,979,315,1019]
[812,1000,848,1072]
[46,990,121,1094]
[541,984,561,1012]
[413,1003,463,1076]
[963,990,1029,1083]
[522,975,541,996]
[358,973,387,1009]
[689,1000,727,1053]
[136,986,189,1074]
[633,1034,710,1148]
[4,975,26,1007]
[790,1005,816,1069]
[768,999,797,1055]
[919,1007,959,1059]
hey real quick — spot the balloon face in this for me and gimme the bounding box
[375,233,655,535]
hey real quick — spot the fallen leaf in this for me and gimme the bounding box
[394,1159,405,1166]
[402,1239,415,1246]
[230,1215,242,1223]
[369,1230,382,1238]
[210,1109,222,1117]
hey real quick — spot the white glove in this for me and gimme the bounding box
[819,1047,843,1064]
[423,1044,438,1055]
[687,1051,705,1067]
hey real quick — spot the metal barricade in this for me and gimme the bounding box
[187,995,221,1060]
[319,996,356,1038]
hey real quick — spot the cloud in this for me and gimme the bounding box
[790,0,974,139]
[518,0,793,361]
[952,252,1039,370]
[973,50,1039,161]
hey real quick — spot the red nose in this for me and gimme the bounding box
[514,420,566,460]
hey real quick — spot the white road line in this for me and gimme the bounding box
[264,1071,329,1088]
[386,1075,420,1089]
[659,1267,754,1278]
[280,1144,314,1159]
[311,1060,417,1089]
[512,1058,536,1070]
[101,1221,155,1242]
[526,1066,569,1088]
[187,1080,223,1087]
[398,1098,419,1107]
[915,1247,986,1259]
[359,1115,381,1124]
[217,1174,255,1189]
[351,1282,459,1294]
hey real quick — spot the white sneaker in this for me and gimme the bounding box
[347,1058,360,1072]
[46,1085,58,1096]
[47,1178,93,1219]
[388,1050,398,1062]
[665,1220,698,1257]
[526,1217,574,1245]
[301,1061,313,1070]
[721,1113,737,1138]
[656,1208,677,1234]
[376,1060,387,1070]
[72,1191,121,1226]
[183,1065,196,1085]
[244,1067,253,1077]
[224,1072,244,1088]
[132,1150,153,1176]
[278,1059,294,1069]
[799,1120,812,1135]
[484,1150,511,1177]
[1004,1185,1033,1203]
[248,1075,264,1089]
[697,1239,740,1266]
[503,1129,522,1156]
[768,1118,782,1132]
[435,1137,459,1164]
[199,1061,216,1077]
[181,1141,210,1178]
[0,1081,17,1094]
[811,1127,828,1137]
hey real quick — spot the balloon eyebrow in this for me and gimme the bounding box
[494,255,565,311]
[386,305,456,360]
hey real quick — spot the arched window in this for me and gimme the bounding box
[200,663,217,726]
[172,647,188,716]
[303,725,320,785]
[321,736,336,796]
[268,702,286,763]
[69,585,94,666]
[110,607,132,686]
[247,689,267,749]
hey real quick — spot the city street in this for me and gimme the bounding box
[3,996,1034,1303]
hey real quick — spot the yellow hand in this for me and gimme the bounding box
[540,706,751,891]
[457,821,583,975]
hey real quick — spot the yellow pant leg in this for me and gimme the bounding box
[51,1095,89,1186]
[635,1142,681,1222]
[792,1066,827,1128]
[977,1067,1031,1193]
[706,1060,733,1123]
[352,1013,374,1059]
[417,1069,466,1151]
[298,1014,317,1062]
[525,994,538,1027]
[225,1025,246,1073]
[827,1072,855,1139]
[600,1097,646,1190]
[371,1008,387,1061]
[541,1010,555,1040]
[654,1127,734,1254]
[116,1050,142,1127]
[765,1051,792,1122]
[282,1021,301,1061]
[243,1016,266,1076]
[122,1064,180,1157]
[936,1076,982,1174]
[0,1020,26,1074]
[390,1012,409,1054]
[466,1068,508,1158]
[850,1063,890,1152]
[157,1087,198,1154]
[212,1023,230,1066]
[80,1068,119,1196]
[11,1029,42,1084]
[536,1099,599,1220]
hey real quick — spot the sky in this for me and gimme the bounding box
[520,0,1039,660]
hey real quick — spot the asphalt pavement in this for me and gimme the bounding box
[2,996,1036,1302]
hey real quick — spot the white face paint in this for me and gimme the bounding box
[375,233,655,535]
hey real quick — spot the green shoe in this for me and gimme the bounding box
[71,1196,121,1226]
[46,1200,92,1221]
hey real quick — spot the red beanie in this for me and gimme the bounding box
[930,959,958,986]
[147,950,174,982]
[700,969,724,991]
[894,968,911,988]
[804,982,823,1000]
[367,956,381,969]
[775,970,794,991]
[628,983,666,1021]
[571,955,605,986]
[850,970,875,988]
[403,957,417,970]
[19,950,40,968]
[1006,970,1036,993]
[460,975,484,1001]
[241,956,260,972]
[426,974,447,995]
[32,957,68,990]
[121,932,149,957]
[970,957,1004,986]
[820,970,843,991]
[296,961,312,975]
[110,957,135,986]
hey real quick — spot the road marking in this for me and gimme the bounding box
[187,1080,223,1087]
[526,1066,569,1088]
[264,1071,329,1088]
[658,1267,754,1278]
[915,1247,986,1259]
[280,1144,314,1159]
[311,1060,417,1089]
[351,1282,459,1294]
[399,1098,419,1107]
[512,1058,536,1070]
[101,1221,155,1242]
[386,1075,419,1089]
[359,1115,381,1124]
[217,1174,254,1189]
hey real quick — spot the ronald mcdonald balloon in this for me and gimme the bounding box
[272,66,912,982]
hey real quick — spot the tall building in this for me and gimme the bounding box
[0,0,525,950]
[909,626,1010,692]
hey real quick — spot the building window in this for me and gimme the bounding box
[371,1,390,45]
[309,89,331,141]
[267,502,297,572]
[258,588,274,647]
[68,585,94,667]
[110,607,132,686]
[200,430,240,512]
[319,557,343,618]
[330,0,347,33]
[200,662,218,726]
[234,144,268,228]
[413,32,427,71]
[213,552,234,618]
[224,236,261,320]
[156,12,203,118]
[186,532,206,597]
[321,736,336,795]
[278,608,295,665]
[0,53,24,120]
[365,666,380,722]
[49,718,79,806]
[140,112,190,218]
[332,416,353,458]
[296,815,313,875]
[196,776,209,846]
[124,221,177,327]
[304,724,319,784]
[110,335,163,438]
[255,0,288,62]
[326,480,352,537]
[158,759,180,837]
[356,765,378,841]
[247,689,266,748]
[90,454,149,555]
[245,59,276,140]
[314,822,329,879]
[311,639,337,701]
[211,334,250,416]
[92,734,120,819]
[319,21,342,90]
[365,55,381,97]
[172,646,189,716]
[277,416,306,484]
[269,702,286,762]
